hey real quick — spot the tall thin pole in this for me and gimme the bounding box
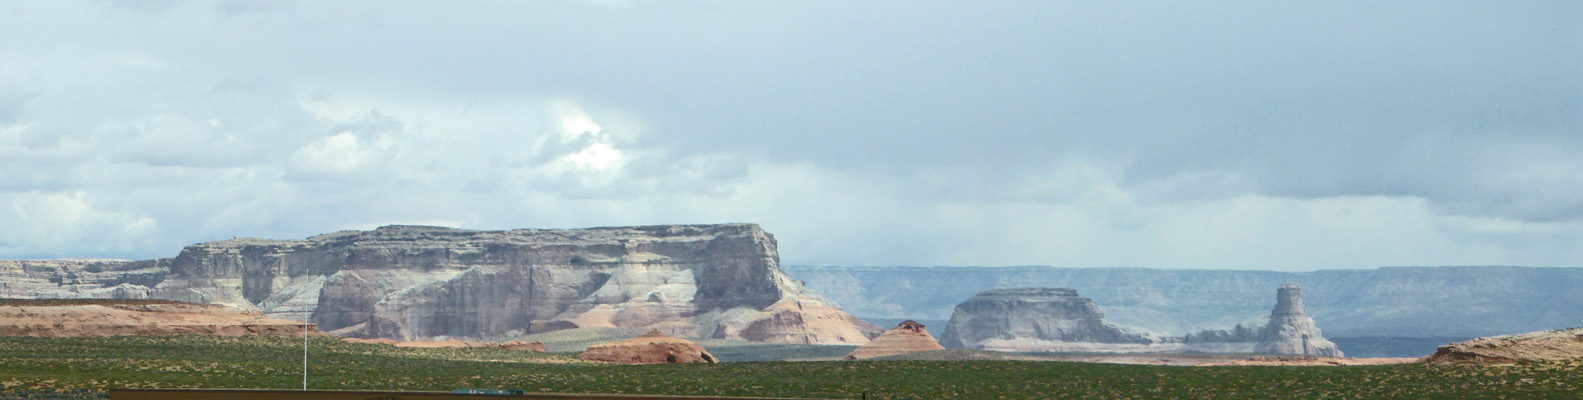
[302,322,309,391]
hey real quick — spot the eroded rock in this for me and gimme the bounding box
[938,288,1152,350]
[578,330,717,364]
[1423,327,1583,364]
[846,320,946,360]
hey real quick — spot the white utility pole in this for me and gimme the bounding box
[303,321,309,391]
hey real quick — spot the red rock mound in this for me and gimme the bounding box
[578,330,717,364]
[1423,327,1583,364]
[846,320,946,360]
[0,300,326,338]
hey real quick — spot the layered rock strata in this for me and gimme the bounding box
[846,320,946,360]
[4,224,880,344]
[578,330,717,364]
[0,259,171,299]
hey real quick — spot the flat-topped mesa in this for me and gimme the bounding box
[937,287,1151,350]
[39,223,878,344]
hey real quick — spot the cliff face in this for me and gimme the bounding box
[786,265,1583,338]
[7,224,880,344]
[937,288,1152,351]
[0,259,171,300]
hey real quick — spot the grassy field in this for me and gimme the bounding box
[1,335,1581,399]
[509,326,857,362]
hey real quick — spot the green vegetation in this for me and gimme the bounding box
[2,335,1581,399]
[511,327,647,352]
[693,340,857,362]
[509,327,857,362]
[868,349,1050,361]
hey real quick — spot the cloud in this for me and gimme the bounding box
[0,0,1579,270]
[0,191,160,258]
[290,131,394,175]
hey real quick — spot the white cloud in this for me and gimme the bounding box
[290,131,392,175]
[0,191,160,258]
[563,141,625,171]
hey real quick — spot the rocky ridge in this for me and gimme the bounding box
[5,224,881,344]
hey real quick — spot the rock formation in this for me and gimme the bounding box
[1259,285,1342,356]
[787,265,1583,340]
[845,320,946,360]
[936,285,1343,356]
[1423,327,1583,364]
[2,224,880,344]
[578,330,718,364]
[0,299,325,338]
[937,288,1152,351]
[0,259,170,300]
[1183,285,1343,356]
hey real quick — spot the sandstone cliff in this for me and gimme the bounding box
[937,288,1152,351]
[0,259,171,300]
[6,224,879,344]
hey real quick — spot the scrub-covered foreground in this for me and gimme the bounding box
[2,335,1580,400]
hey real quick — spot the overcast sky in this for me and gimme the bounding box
[1,1,1579,270]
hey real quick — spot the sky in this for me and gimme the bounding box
[0,0,1580,270]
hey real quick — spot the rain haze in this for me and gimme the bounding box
[1,0,1580,270]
